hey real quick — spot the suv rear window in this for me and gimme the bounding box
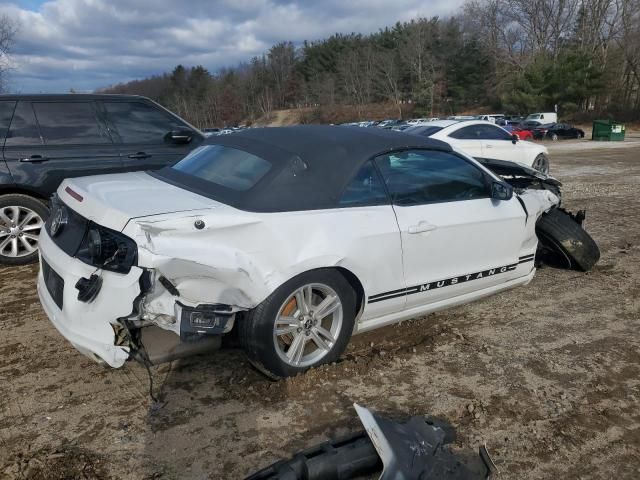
[0,101,16,143]
[5,101,42,146]
[172,145,271,191]
[33,102,110,145]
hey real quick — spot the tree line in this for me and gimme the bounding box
[76,1,640,126]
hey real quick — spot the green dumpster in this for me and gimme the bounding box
[592,119,625,141]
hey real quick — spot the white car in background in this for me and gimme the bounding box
[406,120,550,174]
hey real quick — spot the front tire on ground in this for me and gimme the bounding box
[0,194,49,266]
[239,269,357,379]
[536,208,600,272]
[532,154,550,175]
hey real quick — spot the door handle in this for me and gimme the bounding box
[128,152,151,159]
[20,155,49,163]
[408,221,437,234]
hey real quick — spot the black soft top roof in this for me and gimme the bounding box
[154,125,452,212]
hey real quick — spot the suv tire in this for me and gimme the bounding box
[0,194,49,266]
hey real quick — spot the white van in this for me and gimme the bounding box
[526,112,558,124]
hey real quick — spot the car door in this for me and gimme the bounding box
[337,160,407,321]
[446,125,485,158]
[3,100,122,197]
[374,149,527,310]
[478,124,521,161]
[100,100,203,172]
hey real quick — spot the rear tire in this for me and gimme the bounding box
[0,194,49,266]
[239,269,356,379]
[536,208,600,271]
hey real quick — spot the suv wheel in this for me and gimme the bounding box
[239,269,356,379]
[0,194,49,266]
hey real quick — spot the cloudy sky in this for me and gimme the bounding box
[1,0,466,93]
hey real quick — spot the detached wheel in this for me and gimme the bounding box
[536,208,600,271]
[0,194,49,266]
[240,270,356,379]
[532,154,549,174]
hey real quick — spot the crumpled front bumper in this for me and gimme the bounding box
[37,228,142,367]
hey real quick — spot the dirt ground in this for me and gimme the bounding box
[1,139,639,480]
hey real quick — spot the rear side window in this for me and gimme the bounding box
[339,161,388,206]
[173,145,271,191]
[33,102,111,145]
[5,101,42,146]
[374,149,489,206]
[104,101,185,144]
[404,125,443,137]
[450,124,511,140]
[0,101,16,143]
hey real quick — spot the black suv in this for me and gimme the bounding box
[0,94,204,265]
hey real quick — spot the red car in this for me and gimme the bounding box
[510,127,534,141]
[502,124,533,140]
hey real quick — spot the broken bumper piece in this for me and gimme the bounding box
[246,404,496,480]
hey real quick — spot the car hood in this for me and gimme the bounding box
[58,171,220,232]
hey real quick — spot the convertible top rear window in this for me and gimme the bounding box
[173,145,271,191]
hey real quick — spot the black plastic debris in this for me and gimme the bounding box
[246,404,496,480]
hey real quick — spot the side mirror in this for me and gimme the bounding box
[166,128,193,144]
[491,181,513,201]
[511,134,519,144]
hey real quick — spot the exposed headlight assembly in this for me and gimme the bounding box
[76,222,138,273]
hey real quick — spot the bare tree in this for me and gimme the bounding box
[375,49,404,117]
[0,14,17,92]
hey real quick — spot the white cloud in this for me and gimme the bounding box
[1,0,466,92]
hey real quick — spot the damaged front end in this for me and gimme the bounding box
[477,157,600,271]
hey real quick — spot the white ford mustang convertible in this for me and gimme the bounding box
[38,126,563,378]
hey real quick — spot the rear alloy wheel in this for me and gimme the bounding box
[0,194,49,266]
[239,270,356,378]
[532,154,550,175]
[550,133,559,141]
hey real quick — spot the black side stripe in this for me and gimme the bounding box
[368,260,528,304]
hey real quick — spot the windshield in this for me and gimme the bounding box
[172,145,271,191]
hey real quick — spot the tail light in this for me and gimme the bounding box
[76,222,137,273]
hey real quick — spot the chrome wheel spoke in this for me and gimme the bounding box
[314,325,336,345]
[22,222,43,232]
[310,329,331,351]
[286,333,307,365]
[10,237,18,257]
[18,236,37,253]
[295,287,311,315]
[0,209,13,227]
[18,211,38,228]
[23,233,39,242]
[0,236,11,252]
[313,294,340,320]
[275,316,300,336]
